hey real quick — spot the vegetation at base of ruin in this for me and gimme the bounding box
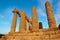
[0,34,5,38]
[58,24,60,29]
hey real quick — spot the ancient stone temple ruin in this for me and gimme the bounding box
[0,2,60,40]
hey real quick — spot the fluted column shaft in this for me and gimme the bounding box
[19,10,26,32]
[32,6,39,32]
[10,9,17,33]
[45,2,56,29]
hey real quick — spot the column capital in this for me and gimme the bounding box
[32,6,36,9]
[45,1,50,6]
[13,8,18,13]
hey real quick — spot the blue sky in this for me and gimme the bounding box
[0,0,60,34]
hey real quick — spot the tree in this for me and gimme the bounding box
[0,34,5,38]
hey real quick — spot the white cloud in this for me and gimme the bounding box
[0,21,10,34]
[0,14,4,18]
[37,0,52,9]
[0,7,14,19]
[0,7,15,21]
[1,21,10,25]
[55,2,60,20]
[57,14,60,19]
[4,7,14,20]
[4,7,13,15]
[57,2,60,13]
[37,0,53,17]
[37,8,46,17]
[55,14,60,21]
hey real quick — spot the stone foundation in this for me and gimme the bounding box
[0,29,60,40]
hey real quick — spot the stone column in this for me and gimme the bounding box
[58,24,60,29]
[10,8,17,33]
[19,10,26,32]
[39,22,43,32]
[32,6,39,32]
[39,22,42,29]
[45,2,56,29]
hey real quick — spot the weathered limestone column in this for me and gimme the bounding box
[58,24,60,29]
[39,22,43,32]
[32,6,39,32]
[19,10,26,32]
[10,8,17,33]
[39,22,42,29]
[45,2,56,29]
